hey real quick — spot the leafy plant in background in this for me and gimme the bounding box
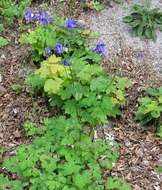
[123,1,162,40]
[135,86,162,129]
[90,1,104,12]
[0,0,31,27]
[83,0,122,11]
[106,0,123,6]
[26,54,129,126]
[1,116,131,190]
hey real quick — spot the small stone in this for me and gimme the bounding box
[0,74,2,83]
[0,85,7,93]
[13,108,18,114]
[1,54,6,59]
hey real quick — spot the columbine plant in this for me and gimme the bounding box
[20,10,102,63]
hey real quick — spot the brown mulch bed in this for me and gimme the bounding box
[0,44,57,155]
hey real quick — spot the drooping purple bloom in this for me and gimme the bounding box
[63,59,69,67]
[136,52,144,60]
[25,9,35,22]
[54,43,64,55]
[64,18,79,30]
[44,47,51,57]
[92,42,106,55]
[37,11,52,25]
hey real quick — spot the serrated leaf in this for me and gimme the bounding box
[90,76,108,92]
[44,78,63,94]
[50,64,63,75]
[73,172,90,188]
[63,99,78,116]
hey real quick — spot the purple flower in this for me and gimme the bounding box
[44,47,51,57]
[54,43,64,55]
[63,59,69,67]
[92,42,106,55]
[64,18,79,30]
[25,9,35,22]
[37,11,52,25]
[136,52,144,60]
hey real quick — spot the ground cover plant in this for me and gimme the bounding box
[1,117,121,190]
[0,8,132,190]
[123,1,162,40]
[135,86,162,130]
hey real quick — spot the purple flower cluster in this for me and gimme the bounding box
[25,9,35,22]
[24,9,52,25]
[36,11,53,25]
[54,43,64,55]
[45,47,51,57]
[92,42,106,55]
[64,18,80,30]
[63,59,69,67]
[44,43,65,57]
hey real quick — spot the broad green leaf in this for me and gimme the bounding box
[44,78,63,94]
[73,172,90,188]
[90,76,108,92]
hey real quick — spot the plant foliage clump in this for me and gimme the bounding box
[83,0,123,12]
[19,17,101,63]
[0,0,31,27]
[123,3,162,40]
[135,86,162,129]
[1,116,128,190]
[26,54,129,126]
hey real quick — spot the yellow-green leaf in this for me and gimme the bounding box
[48,55,61,64]
[44,78,63,94]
